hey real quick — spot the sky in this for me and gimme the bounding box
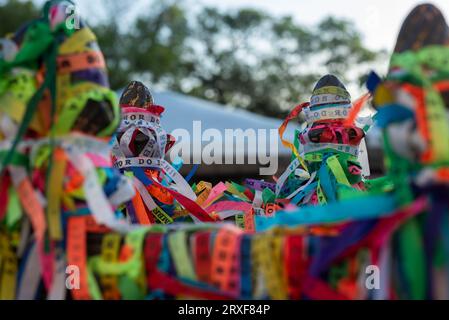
[198,0,449,52]
[68,0,449,80]
[195,0,449,95]
[63,0,449,53]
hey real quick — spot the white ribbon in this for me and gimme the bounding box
[65,147,137,233]
[275,158,300,196]
[304,103,352,124]
[286,171,317,200]
[303,143,359,157]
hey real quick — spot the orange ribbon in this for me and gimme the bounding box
[278,102,309,171]
[344,93,371,127]
[57,51,106,74]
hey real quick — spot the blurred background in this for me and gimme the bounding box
[2,0,449,181]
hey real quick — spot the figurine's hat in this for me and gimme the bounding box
[303,74,353,124]
[115,81,175,158]
[393,3,449,54]
[119,81,164,116]
[309,74,351,107]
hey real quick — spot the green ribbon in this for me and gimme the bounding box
[397,219,426,300]
[262,188,275,204]
[54,87,120,137]
[381,100,426,300]
[168,231,196,281]
[390,46,449,76]
[0,21,57,174]
[6,187,22,229]
[88,226,165,278]
[117,275,145,300]
[312,86,351,99]
[0,151,29,169]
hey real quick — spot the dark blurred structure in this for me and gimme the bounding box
[149,90,386,183]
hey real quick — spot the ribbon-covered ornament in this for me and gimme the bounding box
[0,0,135,300]
[275,75,371,205]
[364,3,449,299]
[112,81,217,224]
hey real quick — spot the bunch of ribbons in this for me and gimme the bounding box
[275,74,371,208]
[256,29,449,299]
[0,0,136,299]
[1,0,449,301]
[14,194,429,300]
[111,81,279,226]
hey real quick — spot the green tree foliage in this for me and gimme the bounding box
[91,1,191,90]
[0,0,382,118]
[0,0,39,36]
[185,10,382,117]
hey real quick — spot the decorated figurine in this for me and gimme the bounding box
[112,81,216,224]
[2,0,449,302]
[0,0,134,299]
[366,3,449,299]
[276,74,370,206]
[257,3,449,300]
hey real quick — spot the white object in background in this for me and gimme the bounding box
[294,169,311,180]
[358,138,371,177]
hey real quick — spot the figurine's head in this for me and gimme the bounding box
[0,0,120,141]
[113,81,175,163]
[298,75,365,162]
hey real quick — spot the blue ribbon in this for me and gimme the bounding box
[375,104,415,128]
[318,160,337,203]
[185,164,199,183]
[291,182,318,205]
[240,235,253,299]
[255,194,398,232]
[131,167,154,187]
[162,157,183,186]
[309,219,378,276]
